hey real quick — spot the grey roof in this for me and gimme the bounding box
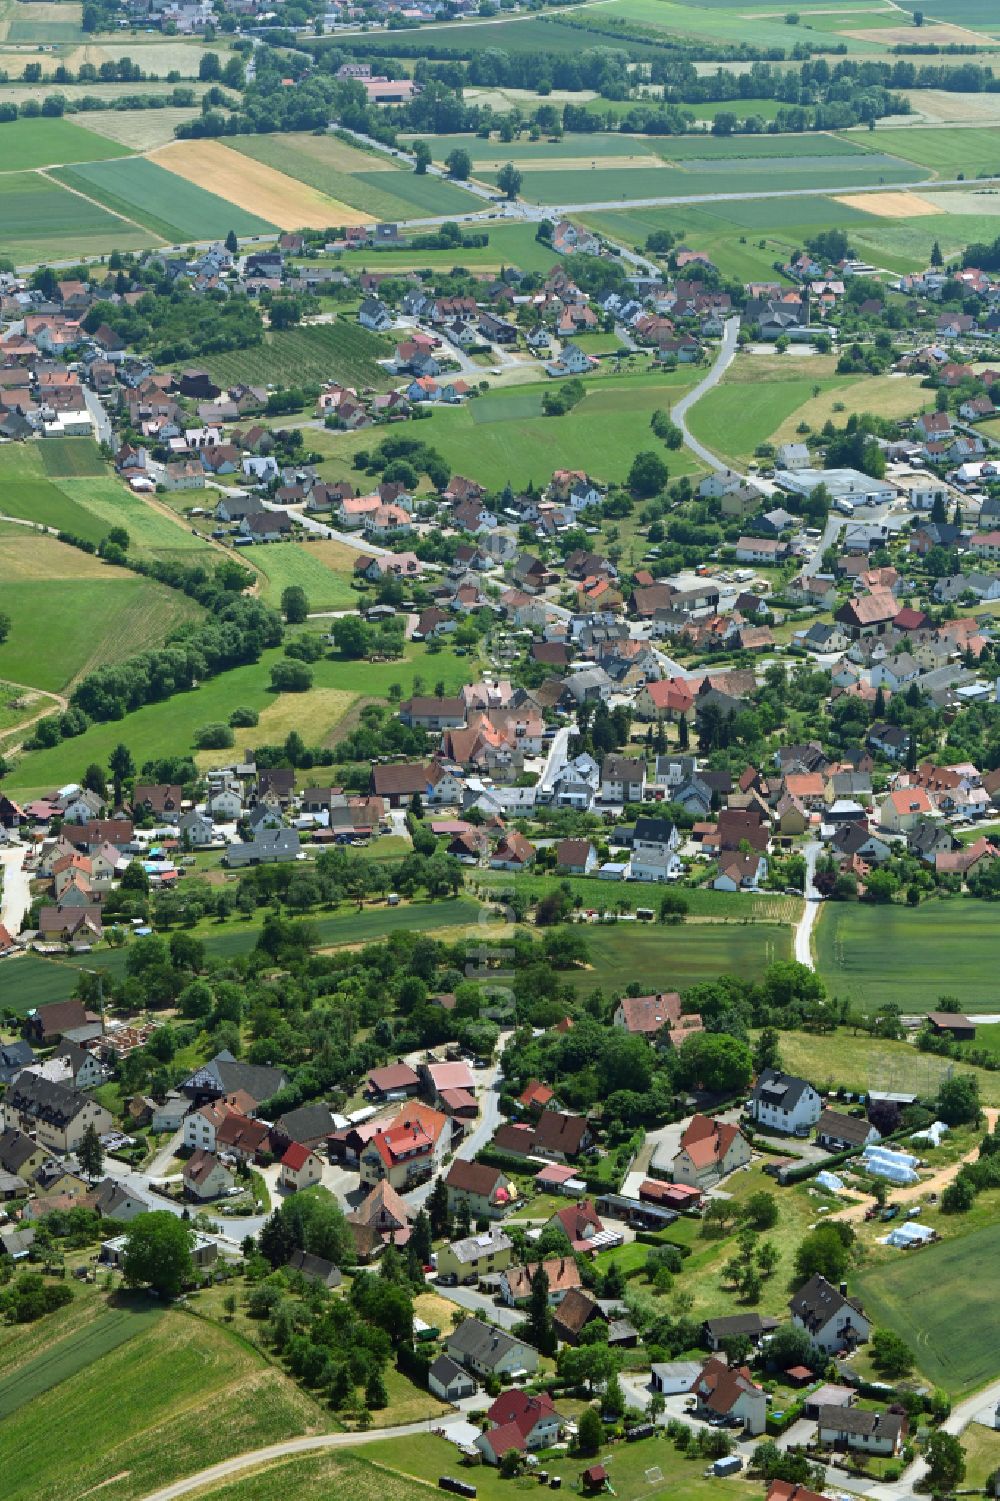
[448,1316,533,1370]
[4,1072,93,1128]
[790,1274,867,1332]
[816,1405,902,1440]
[183,1050,287,1105]
[274,1104,338,1143]
[429,1353,470,1387]
[0,1128,41,1173]
[816,1109,873,1146]
[447,1229,513,1266]
[703,1312,778,1338]
[752,1068,815,1111]
[633,815,677,845]
[287,1249,342,1286]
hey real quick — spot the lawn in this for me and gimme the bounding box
[246,539,359,612]
[228,132,478,220]
[316,370,702,492]
[362,1429,760,1501]
[324,219,559,276]
[53,156,275,244]
[961,1423,1000,1489]
[2,1302,330,1501]
[566,919,791,997]
[814,897,1000,1013]
[474,870,801,923]
[0,538,204,694]
[852,1223,1000,1397]
[0,168,155,263]
[0,114,129,168]
[769,371,934,444]
[192,896,485,961]
[774,1027,1000,1110]
[198,320,395,391]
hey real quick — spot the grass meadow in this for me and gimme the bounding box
[53,156,275,243]
[775,1027,1000,1110]
[313,369,703,492]
[863,125,1000,178]
[566,920,791,997]
[0,531,204,693]
[687,356,849,463]
[814,896,1000,1012]
[199,321,395,390]
[2,639,471,796]
[244,539,359,612]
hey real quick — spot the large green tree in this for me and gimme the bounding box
[122,1212,194,1298]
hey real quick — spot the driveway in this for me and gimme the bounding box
[404,1036,509,1212]
[433,1281,521,1329]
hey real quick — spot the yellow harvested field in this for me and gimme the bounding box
[842,20,992,43]
[196,687,356,769]
[464,85,600,110]
[835,189,938,218]
[770,374,932,444]
[919,190,1000,217]
[899,90,1000,126]
[80,107,201,150]
[275,132,397,174]
[0,533,132,582]
[151,139,364,229]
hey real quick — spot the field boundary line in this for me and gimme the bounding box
[35,166,166,243]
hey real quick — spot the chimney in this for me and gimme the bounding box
[840,1281,848,1297]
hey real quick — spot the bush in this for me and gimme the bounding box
[229,705,259,728]
[194,722,235,750]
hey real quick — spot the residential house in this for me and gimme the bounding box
[359,1103,449,1191]
[880,786,933,834]
[446,1317,539,1380]
[444,1159,513,1221]
[789,1275,871,1353]
[630,815,681,882]
[613,992,702,1050]
[183,1149,234,1201]
[436,1226,513,1285]
[477,1391,563,1465]
[670,1115,751,1189]
[600,755,646,805]
[748,1069,822,1135]
[815,1110,880,1152]
[279,1142,324,1192]
[428,1354,478,1402]
[688,1357,767,1436]
[554,838,598,875]
[499,1257,582,1307]
[1,1074,112,1153]
[286,1250,342,1288]
[817,1406,904,1456]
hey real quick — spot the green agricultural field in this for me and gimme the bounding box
[814,897,1000,1012]
[504,152,927,207]
[245,540,358,612]
[0,169,155,264]
[53,157,275,243]
[37,437,106,477]
[857,125,1000,178]
[193,895,484,962]
[2,1303,329,1501]
[166,1451,435,1501]
[334,14,671,59]
[316,370,702,492]
[0,569,204,693]
[475,870,800,923]
[853,1224,1000,1396]
[227,132,476,220]
[0,1298,163,1420]
[1,952,125,1012]
[408,130,656,166]
[579,0,891,51]
[199,320,395,391]
[5,1,85,42]
[843,209,1000,275]
[895,0,1000,25]
[0,115,129,168]
[567,920,791,996]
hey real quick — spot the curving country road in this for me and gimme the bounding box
[793,840,823,968]
[671,316,741,472]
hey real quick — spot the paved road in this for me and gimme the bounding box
[537,724,573,795]
[259,499,393,555]
[433,1281,522,1329]
[671,316,740,473]
[794,840,823,967]
[133,1416,460,1501]
[0,842,32,938]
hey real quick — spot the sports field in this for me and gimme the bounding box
[853,1224,1000,1396]
[199,321,395,390]
[244,540,358,612]
[52,156,275,244]
[568,920,791,996]
[0,169,155,263]
[228,132,478,221]
[316,370,703,492]
[814,897,1000,1012]
[0,115,129,168]
[2,1301,329,1501]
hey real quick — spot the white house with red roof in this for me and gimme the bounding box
[670,1114,751,1189]
[476,1390,565,1464]
[279,1142,324,1192]
[359,1103,449,1190]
